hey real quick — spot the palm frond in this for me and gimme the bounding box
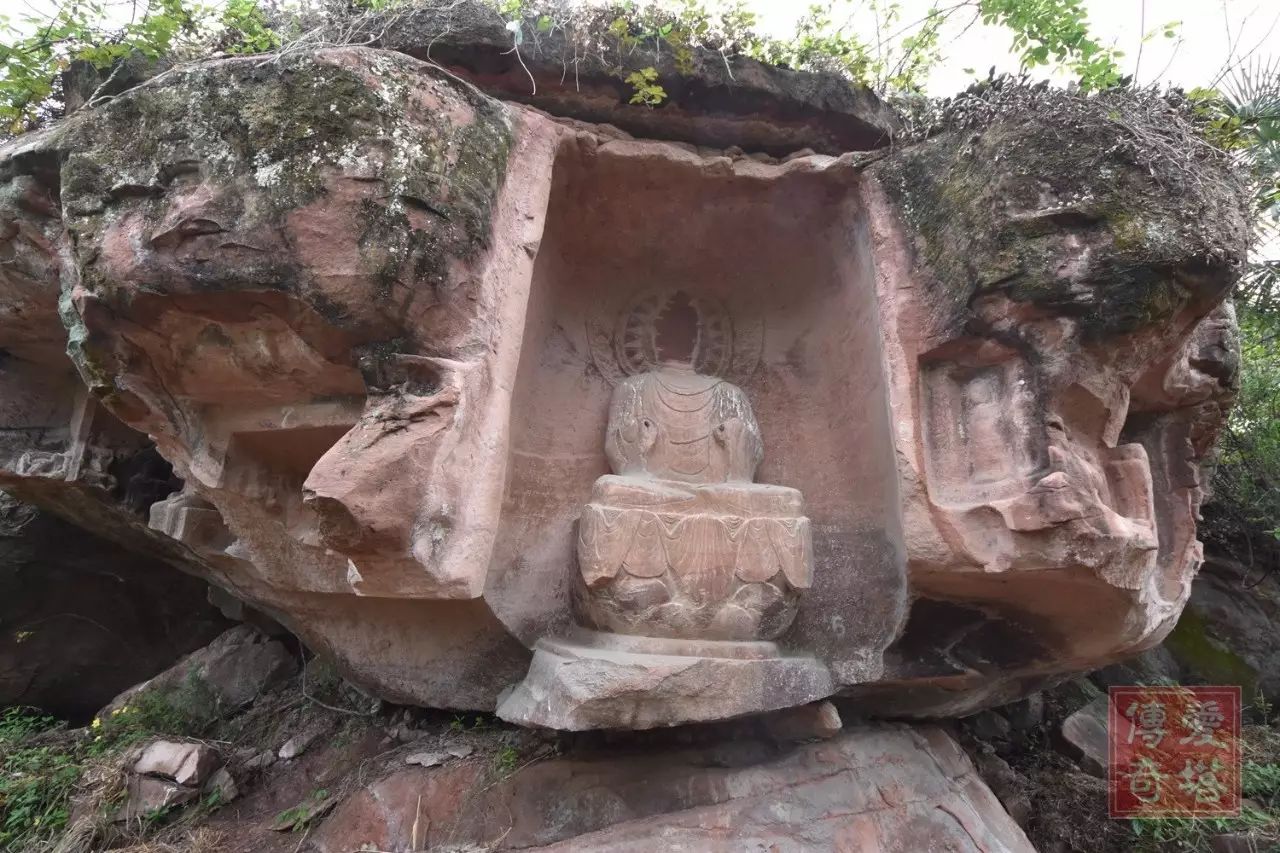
[1238,260,1280,314]
[1222,53,1280,123]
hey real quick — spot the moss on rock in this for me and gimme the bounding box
[872,86,1249,341]
[29,45,515,396]
[1164,606,1259,696]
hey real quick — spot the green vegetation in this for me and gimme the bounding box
[271,787,333,832]
[0,675,218,851]
[494,743,520,774]
[1126,722,1280,851]
[0,0,1129,133]
[1163,608,1260,698]
[491,0,1128,105]
[0,0,278,133]
[0,708,76,849]
[1196,58,1280,573]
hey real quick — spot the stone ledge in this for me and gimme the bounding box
[496,631,833,730]
[364,0,901,155]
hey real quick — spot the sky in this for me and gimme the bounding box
[741,0,1280,261]
[740,0,1280,96]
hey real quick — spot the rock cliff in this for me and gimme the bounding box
[0,2,1246,730]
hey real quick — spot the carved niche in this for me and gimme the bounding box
[498,288,831,730]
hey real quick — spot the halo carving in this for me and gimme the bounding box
[587,288,763,386]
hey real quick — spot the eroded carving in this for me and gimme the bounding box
[576,365,813,640]
[498,288,831,729]
[587,288,763,386]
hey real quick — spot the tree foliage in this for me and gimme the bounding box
[0,0,276,134]
[1197,55,1280,570]
[0,0,1133,134]
[1196,57,1280,315]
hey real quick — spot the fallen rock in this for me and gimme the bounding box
[1003,694,1045,732]
[240,750,276,772]
[118,738,225,822]
[108,625,296,717]
[192,626,297,708]
[404,751,449,768]
[278,734,314,761]
[972,751,1032,829]
[967,709,1013,741]
[1164,555,1280,702]
[133,739,221,787]
[202,766,238,804]
[446,744,474,759]
[1060,695,1111,778]
[117,776,199,822]
[279,720,333,760]
[312,723,1033,852]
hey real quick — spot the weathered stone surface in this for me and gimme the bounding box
[497,631,834,730]
[1164,554,1280,701]
[117,775,199,822]
[364,0,900,156]
[0,37,1246,729]
[119,739,223,822]
[134,740,222,787]
[0,492,228,719]
[971,751,1033,828]
[202,766,238,804]
[312,723,1033,852]
[1059,695,1111,779]
[851,90,1245,717]
[760,699,843,741]
[278,719,332,760]
[107,625,296,715]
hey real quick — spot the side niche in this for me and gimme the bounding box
[920,352,1045,506]
[488,140,908,729]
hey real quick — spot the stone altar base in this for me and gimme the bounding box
[496,630,834,730]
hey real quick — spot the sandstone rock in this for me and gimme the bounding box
[1060,695,1111,778]
[133,740,221,787]
[279,728,323,761]
[759,700,843,741]
[967,709,1012,741]
[108,625,295,717]
[1164,555,1280,702]
[117,776,198,822]
[194,627,297,708]
[387,724,419,744]
[202,767,238,804]
[0,36,1246,726]
[404,751,449,768]
[118,738,223,823]
[240,750,276,772]
[364,0,900,155]
[496,633,835,730]
[1004,694,1045,731]
[972,751,1033,829]
[312,723,1032,852]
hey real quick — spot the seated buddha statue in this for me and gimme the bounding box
[575,357,813,642]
